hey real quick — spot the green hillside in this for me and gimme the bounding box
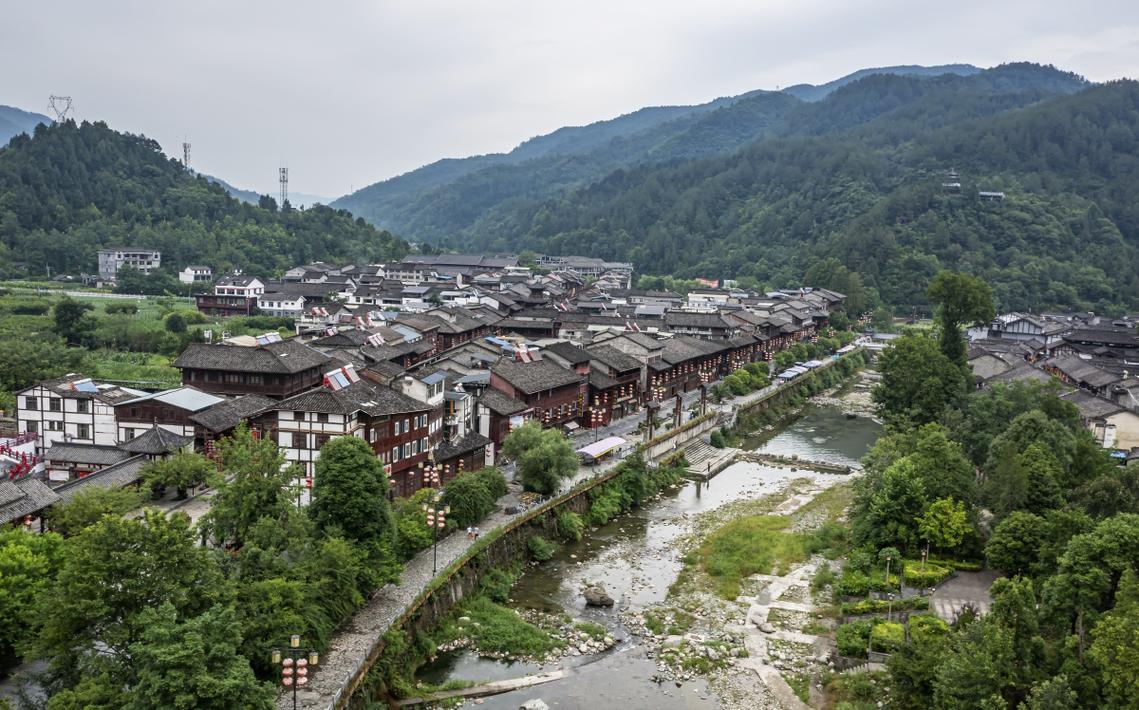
[0,121,407,279]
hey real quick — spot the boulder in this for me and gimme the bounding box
[520,701,550,710]
[583,585,615,607]
[759,622,776,634]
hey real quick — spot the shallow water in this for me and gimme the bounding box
[416,407,881,708]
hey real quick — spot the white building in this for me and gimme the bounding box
[98,248,162,281]
[178,265,213,284]
[258,292,307,318]
[16,375,146,450]
[214,275,265,297]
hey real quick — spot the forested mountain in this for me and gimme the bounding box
[0,121,406,279]
[338,63,1136,313]
[781,63,979,101]
[0,105,51,146]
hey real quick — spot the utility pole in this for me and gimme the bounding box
[47,95,73,122]
[279,166,289,208]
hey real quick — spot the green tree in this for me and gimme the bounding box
[1089,569,1139,709]
[200,425,298,549]
[926,270,994,365]
[46,486,143,537]
[989,576,1044,697]
[126,602,274,710]
[872,332,967,426]
[986,511,1046,576]
[919,498,969,559]
[164,311,187,333]
[0,529,65,666]
[1019,443,1065,514]
[933,618,1016,709]
[309,436,393,545]
[855,458,927,553]
[141,450,218,499]
[52,296,96,346]
[37,510,224,688]
[503,421,579,495]
[442,470,496,528]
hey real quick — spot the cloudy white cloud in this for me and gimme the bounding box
[4,0,1137,197]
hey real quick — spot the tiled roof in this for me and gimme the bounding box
[664,312,733,329]
[544,341,592,365]
[0,478,62,524]
[120,425,194,455]
[493,359,584,395]
[477,388,528,416]
[661,336,727,365]
[587,344,642,373]
[174,339,331,374]
[191,394,277,433]
[1060,389,1126,420]
[44,443,132,466]
[589,370,620,390]
[434,431,494,463]
[262,380,430,418]
[363,361,407,383]
[54,455,149,504]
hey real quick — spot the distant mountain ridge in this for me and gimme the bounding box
[0,105,52,147]
[332,63,1088,248]
[781,64,981,101]
[206,174,331,208]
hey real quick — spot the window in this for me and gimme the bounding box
[25,396,37,410]
[76,399,89,414]
[315,434,330,448]
[391,446,400,462]
[25,421,37,434]
[316,413,329,423]
[403,418,410,433]
[48,420,63,431]
[49,398,62,412]
[76,424,90,439]
[123,428,135,440]
[293,411,305,421]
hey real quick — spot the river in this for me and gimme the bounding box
[416,405,881,709]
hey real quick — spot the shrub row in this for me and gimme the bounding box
[840,596,930,616]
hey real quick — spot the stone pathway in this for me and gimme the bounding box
[931,570,1000,623]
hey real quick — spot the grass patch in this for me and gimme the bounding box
[446,597,562,657]
[574,621,607,641]
[699,514,806,598]
[784,672,811,704]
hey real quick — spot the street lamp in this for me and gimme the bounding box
[422,491,449,575]
[272,634,320,710]
[423,461,440,489]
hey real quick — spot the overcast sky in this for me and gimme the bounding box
[5,1,1138,198]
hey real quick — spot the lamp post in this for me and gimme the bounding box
[272,634,319,710]
[422,491,449,575]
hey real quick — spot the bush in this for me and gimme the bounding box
[8,299,52,315]
[804,521,850,558]
[837,571,871,597]
[811,564,837,592]
[556,511,584,542]
[836,619,872,658]
[709,430,726,448]
[478,567,517,603]
[442,472,495,528]
[585,485,624,527]
[909,614,950,644]
[840,597,930,616]
[104,302,139,315]
[527,536,557,562]
[902,562,951,589]
[870,621,905,652]
[927,556,983,572]
[472,467,507,500]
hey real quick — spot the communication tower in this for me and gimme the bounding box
[279,167,289,208]
[182,140,191,169]
[47,95,73,122]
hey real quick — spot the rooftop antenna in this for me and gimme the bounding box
[48,95,73,122]
[182,138,191,170]
[279,166,289,208]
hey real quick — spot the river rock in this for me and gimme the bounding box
[583,585,615,607]
[759,622,776,634]
[520,701,549,710]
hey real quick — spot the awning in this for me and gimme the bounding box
[563,421,580,431]
[576,436,626,460]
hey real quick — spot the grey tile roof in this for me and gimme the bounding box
[54,455,149,504]
[664,312,733,329]
[174,339,331,374]
[0,478,61,521]
[544,341,592,365]
[0,477,62,524]
[434,431,494,463]
[1060,389,1126,420]
[120,425,194,455]
[191,394,277,433]
[661,336,728,365]
[44,443,132,466]
[262,380,430,418]
[493,359,584,395]
[587,344,643,373]
[589,370,620,390]
[476,388,528,416]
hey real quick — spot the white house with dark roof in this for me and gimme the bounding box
[16,375,147,450]
[178,265,213,284]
